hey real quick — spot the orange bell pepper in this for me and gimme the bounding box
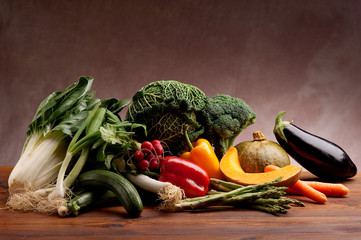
[181,127,224,179]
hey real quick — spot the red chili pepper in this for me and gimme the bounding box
[158,156,210,198]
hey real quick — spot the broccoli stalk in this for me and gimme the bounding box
[217,129,242,158]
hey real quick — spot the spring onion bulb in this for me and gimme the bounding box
[126,173,184,209]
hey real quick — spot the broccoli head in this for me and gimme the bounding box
[202,94,256,158]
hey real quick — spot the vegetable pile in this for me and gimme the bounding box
[125,80,256,158]
[6,77,356,218]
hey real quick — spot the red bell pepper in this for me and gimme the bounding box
[158,156,210,198]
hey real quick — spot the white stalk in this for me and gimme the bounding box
[8,132,66,193]
[7,133,42,191]
[126,173,184,210]
[7,131,69,215]
[48,152,73,200]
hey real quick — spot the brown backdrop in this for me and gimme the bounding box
[1,0,360,169]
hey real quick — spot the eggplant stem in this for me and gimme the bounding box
[273,111,293,142]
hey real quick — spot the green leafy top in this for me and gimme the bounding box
[28,77,98,137]
[125,80,208,154]
[126,80,207,121]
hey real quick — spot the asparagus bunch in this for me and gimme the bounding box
[171,177,304,214]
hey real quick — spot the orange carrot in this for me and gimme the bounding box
[283,186,299,195]
[264,165,349,197]
[264,165,327,203]
[264,165,282,172]
[289,181,327,203]
[303,181,349,197]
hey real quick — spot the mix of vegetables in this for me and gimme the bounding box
[6,78,356,218]
[125,81,256,158]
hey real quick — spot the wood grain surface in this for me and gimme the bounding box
[1,167,361,239]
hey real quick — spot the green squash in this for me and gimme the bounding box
[235,131,290,173]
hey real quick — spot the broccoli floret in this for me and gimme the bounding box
[202,94,256,158]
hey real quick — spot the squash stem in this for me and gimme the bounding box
[253,131,267,141]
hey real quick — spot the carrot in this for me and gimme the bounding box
[290,181,327,203]
[264,165,327,203]
[264,165,349,197]
[264,165,282,172]
[283,186,299,195]
[303,181,349,197]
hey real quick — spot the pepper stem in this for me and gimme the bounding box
[183,125,194,151]
[253,131,266,141]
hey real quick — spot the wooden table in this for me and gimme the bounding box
[1,166,361,239]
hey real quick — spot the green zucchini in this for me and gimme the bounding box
[77,170,143,217]
[67,190,118,216]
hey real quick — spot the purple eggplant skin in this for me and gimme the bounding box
[273,111,357,181]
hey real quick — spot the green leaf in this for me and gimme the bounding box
[101,98,131,115]
[100,124,121,145]
[68,131,101,155]
[48,77,94,123]
[86,108,106,135]
[105,110,122,125]
[52,112,89,136]
[28,91,60,135]
[91,138,104,150]
[130,123,147,136]
[67,102,101,153]
[105,154,114,169]
[27,77,96,137]
[96,142,108,162]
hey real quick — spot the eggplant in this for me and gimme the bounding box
[273,111,357,181]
